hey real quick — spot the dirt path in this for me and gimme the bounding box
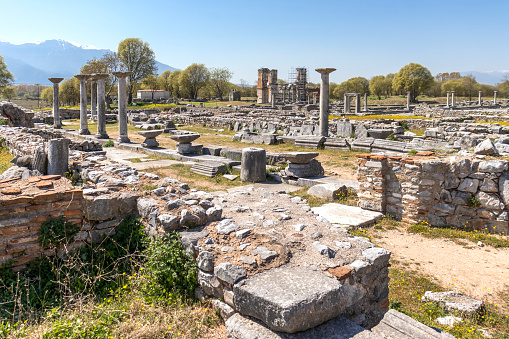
[372,228,509,308]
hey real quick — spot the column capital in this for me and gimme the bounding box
[48,77,64,84]
[315,68,336,75]
[74,74,91,81]
[112,71,133,78]
[92,73,109,80]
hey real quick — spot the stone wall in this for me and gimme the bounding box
[0,101,34,127]
[357,153,509,235]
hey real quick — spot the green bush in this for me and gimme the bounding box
[38,216,79,248]
[103,140,114,147]
[143,232,198,299]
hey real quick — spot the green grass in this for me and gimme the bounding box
[389,267,509,338]
[288,188,332,208]
[407,222,509,248]
[0,140,13,174]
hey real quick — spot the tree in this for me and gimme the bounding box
[41,87,53,104]
[369,75,386,100]
[117,38,157,103]
[81,51,121,107]
[462,74,478,101]
[168,70,182,98]
[0,54,14,95]
[2,87,15,101]
[392,63,434,102]
[59,78,80,106]
[442,79,465,97]
[208,67,232,100]
[179,64,209,99]
[158,70,172,94]
[435,72,461,82]
[141,74,159,101]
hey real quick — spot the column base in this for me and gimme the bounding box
[95,133,110,139]
[79,129,91,135]
[117,136,130,143]
[54,124,62,129]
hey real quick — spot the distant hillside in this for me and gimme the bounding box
[0,39,176,85]
[460,71,509,85]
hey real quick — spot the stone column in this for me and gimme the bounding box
[451,91,455,107]
[94,73,109,139]
[446,91,450,108]
[241,147,266,182]
[90,79,97,118]
[271,93,276,108]
[355,94,361,113]
[113,71,132,143]
[406,91,411,110]
[75,74,91,135]
[315,68,336,137]
[48,78,64,129]
[47,138,69,176]
[479,91,482,106]
[494,91,498,105]
[364,93,368,112]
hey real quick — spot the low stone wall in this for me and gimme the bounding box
[357,153,509,235]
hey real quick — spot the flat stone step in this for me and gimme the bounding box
[371,309,455,339]
[311,204,383,228]
[234,266,363,333]
[226,313,380,339]
[190,162,227,177]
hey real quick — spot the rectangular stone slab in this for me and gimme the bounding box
[234,266,362,333]
[311,203,383,228]
[225,313,380,339]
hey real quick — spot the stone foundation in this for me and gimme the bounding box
[357,153,509,234]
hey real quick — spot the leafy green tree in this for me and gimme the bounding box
[369,75,386,100]
[496,80,509,98]
[435,72,461,82]
[392,63,434,102]
[462,74,478,101]
[179,63,209,99]
[442,79,465,97]
[385,73,395,96]
[329,82,339,99]
[0,54,14,95]
[168,70,182,98]
[59,78,80,106]
[1,87,15,101]
[158,70,172,94]
[41,87,53,104]
[208,67,233,100]
[117,38,156,103]
[81,51,120,105]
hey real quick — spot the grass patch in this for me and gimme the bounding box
[288,188,331,208]
[0,139,14,174]
[407,222,509,248]
[389,267,509,338]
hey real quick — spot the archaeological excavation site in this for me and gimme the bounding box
[0,65,508,339]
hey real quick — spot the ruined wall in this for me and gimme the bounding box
[0,101,34,128]
[357,154,509,235]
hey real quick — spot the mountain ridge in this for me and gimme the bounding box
[0,39,176,85]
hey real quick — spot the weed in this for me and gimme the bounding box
[38,216,79,249]
[127,157,142,163]
[467,194,481,208]
[142,184,158,190]
[408,149,418,155]
[103,140,114,147]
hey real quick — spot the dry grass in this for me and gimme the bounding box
[0,140,14,174]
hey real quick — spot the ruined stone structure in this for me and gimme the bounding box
[0,101,34,128]
[229,89,241,101]
[357,153,509,235]
[256,68,270,104]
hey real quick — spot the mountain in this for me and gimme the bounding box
[460,70,509,85]
[0,39,176,85]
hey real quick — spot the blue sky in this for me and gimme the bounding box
[1,0,508,84]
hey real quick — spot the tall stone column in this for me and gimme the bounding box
[48,78,64,128]
[315,68,336,137]
[90,79,97,118]
[451,91,455,107]
[364,93,368,112]
[271,93,276,108]
[406,91,411,110]
[75,74,91,135]
[478,91,482,106]
[494,91,498,105]
[446,91,450,108]
[94,73,109,139]
[113,71,132,143]
[355,94,361,113]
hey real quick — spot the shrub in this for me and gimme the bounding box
[143,232,198,299]
[103,140,114,147]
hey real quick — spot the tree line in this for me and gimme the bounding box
[328,63,508,102]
